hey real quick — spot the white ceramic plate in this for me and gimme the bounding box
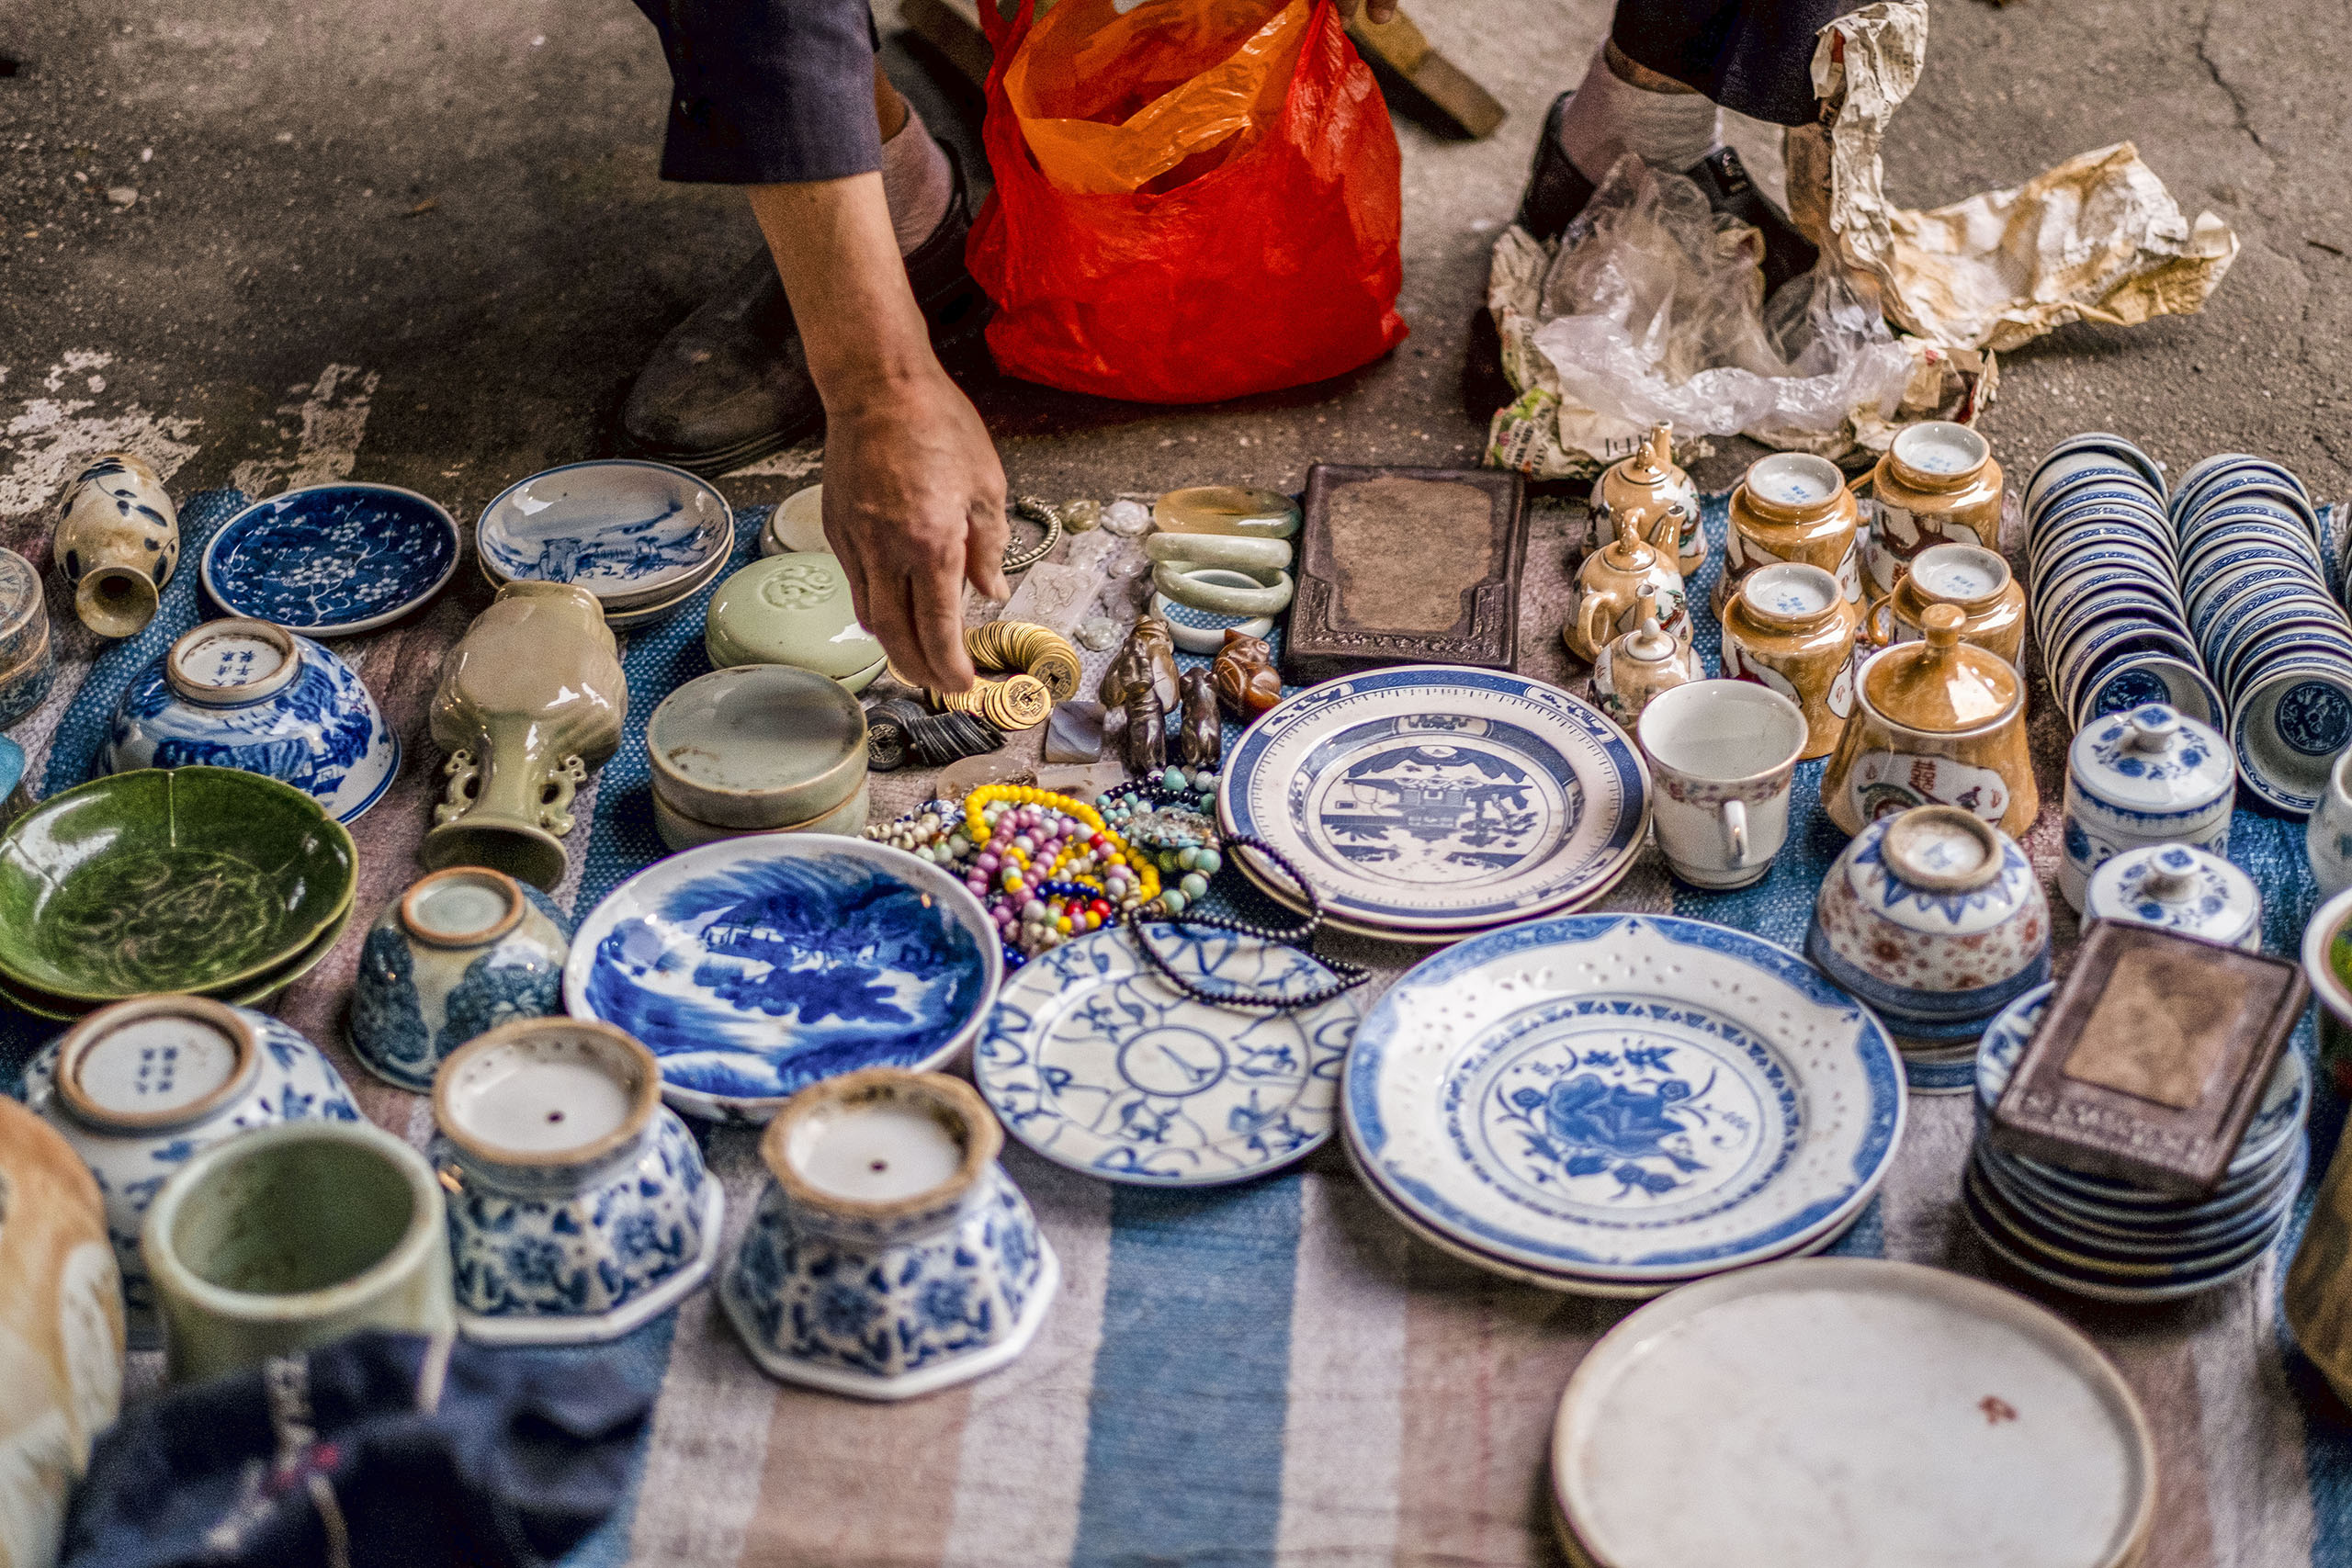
[477,459,733,608]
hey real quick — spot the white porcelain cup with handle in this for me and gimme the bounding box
[1636,680,1810,889]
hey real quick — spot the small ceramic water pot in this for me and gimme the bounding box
[1715,452,1862,615]
[649,665,868,830]
[1590,584,1698,730]
[1822,604,2038,839]
[1862,422,2003,597]
[0,545,56,728]
[141,1117,452,1384]
[425,581,627,891]
[1805,805,2051,1046]
[705,553,888,692]
[432,1019,721,1344]
[2059,702,2233,912]
[721,1068,1059,1401]
[1566,512,1689,664]
[1721,563,1860,761]
[349,866,572,1091]
[2306,749,2352,901]
[1863,542,2026,666]
[19,995,361,1348]
[52,451,179,639]
[2300,886,2352,1098]
[1591,423,1703,574]
[2083,843,2260,952]
[1635,680,1809,889]
[105,617,401,824]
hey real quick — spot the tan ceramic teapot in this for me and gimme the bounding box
[1592,423,1703,574]
[1566,512,1689,664]
[1591,584,1699,729]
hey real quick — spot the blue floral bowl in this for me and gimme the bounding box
[350,866,572,1091]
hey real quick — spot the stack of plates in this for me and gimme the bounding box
[1216,666,1649,943]
[477,460,734,631]
[1963,984,2308,1303]
[1341,913,1905,1296]
[645,666,871,852]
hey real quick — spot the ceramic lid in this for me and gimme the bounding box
[1741,453,1848,519]
[704,553,884,678]
[1906,542,2011,609]
[1886,420,1992,489]
[1860,604,2019,734]
[763,1068,999,1225]
[2086,844,2260,948]
[400,865,528,949]
[1738,562,1842,628]
[769,483,828,552]
[164,618,300,706]
[54,995,260,1132]
[434,1017,662,1171]
[2066,703,2233,815]
[648,664,867,827]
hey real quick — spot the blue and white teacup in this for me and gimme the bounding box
[350,866,571,1091]
[2233,659,2352,815]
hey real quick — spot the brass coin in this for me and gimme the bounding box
[1026,647,1081,702]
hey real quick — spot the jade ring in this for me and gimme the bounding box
[1150,561,1294,616]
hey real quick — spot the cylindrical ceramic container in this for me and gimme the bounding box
[1865,542,2026,665]
[648,665,868,829]
[52,451,179,639]
[349,866,573,1091]
[1822,604,2038,839]
[1715,453,1862,615]
[0,546,56,728]
[1720,563,1861,761]
[2059,702,2233,912]
[651,780,873,854]
[704,554,888,692]
[1862,422,2003,597]
[2300,886,2352,1099]
[433,1019,720,1344]
[2306,748,2352,901]
[2083,843,2260,952]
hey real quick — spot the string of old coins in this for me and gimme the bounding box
[967,619,1081,702]
[928,671,1052,731]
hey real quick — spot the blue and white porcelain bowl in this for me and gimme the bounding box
[721,1069,1058,1400]
[2233,658,2352,815]
[350,866,573,1091]
[2059,703,2233,913]
[563,836,1001,1122]
[2083,843,2261,951]
[202,482,461,636]
[432,1019,721,1345]
[478,460,732,612]
[104,618,400,824]
[17,995,361,1347]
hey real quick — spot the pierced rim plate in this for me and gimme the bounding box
[975,924,1357,1187]
[1342,914,1905,1282]
[1217,666,1649,934]
[202,482,462,636]
[478,459,733,607]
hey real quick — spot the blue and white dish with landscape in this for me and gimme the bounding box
[478,460,731,604]
[1342,913,1904,1285]
[563,838,1001,1122]
[202,482,461,635]
[976,925,1357,1186]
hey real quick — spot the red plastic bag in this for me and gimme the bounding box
[967,0,1408,404]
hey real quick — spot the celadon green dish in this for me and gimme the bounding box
[0,767,356,1001]
[703,553,885,682]
[0,905,355,1021]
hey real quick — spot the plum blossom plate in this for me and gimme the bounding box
[1342,914,1905,1285]
[562,838,1001,1122]
[202,483,462,636]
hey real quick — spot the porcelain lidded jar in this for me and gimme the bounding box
[705,552,887,692]
[2060,702,2233,913]
[433,1019,720,1344]
[1805,805,2051,1047]
[1590,584,1698,730]
[1720,562,1861,761]
[1566,511,1689,664]
[105,617,401,825]
[350,865,573,1091]
[1867,541,2027,666]
[1591,423,1703,574]
[721,1068,1059,1401]
[52,451,179,639]
[1822,604,2038,839]
[1715,452,1862,615]
[1862,421,2003,597]
[18,995,362,1348]
[2305,748,2352,902]
[2084,843,2260,952]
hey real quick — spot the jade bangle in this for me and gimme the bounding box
[1143,532,1295,571]
[1151,562,1295,616]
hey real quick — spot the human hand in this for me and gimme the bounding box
[1333,0,1399,23]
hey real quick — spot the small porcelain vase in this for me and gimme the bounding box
[2083,843,2260,952]
[1861,422,2003,597]
[1590,585,1698,730]
[424,581,626,891]
[1715,452,1862,615]
[349,866,573,1091]
[1720,563,1861,761]
[433,1019,721,1344]
[721,1068,1059,1402]
[1822,604,2039,839]
[1591,423,1703,574]
[19,995,361,1348]
[2306,748,2352,901]
[2060,702,2233,912]
[1805,805,2051,1047]
[1566,512,1689,664]
[105,617,401,825]
[52,451,179,639]
[1862,542,2027,666]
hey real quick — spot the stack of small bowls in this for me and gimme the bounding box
[1962,983,2308,1303]
[2024,434,2223,731]
[2173,454,2348,814]
[476,460,735,632]
[645,666,871,853]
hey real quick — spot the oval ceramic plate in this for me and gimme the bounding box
[1551,1258,2156,1568]
[563,837,1001,1122]
[478,460,732,608]
[202,482,461,635]
[976,924,1356,1186]
[1217,666,1649,935]
[1343,914,1905,1282]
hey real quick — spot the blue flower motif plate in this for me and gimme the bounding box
[478,460,732,608]
[562,838,1001,1122]
[201,483,461,636]
[975,924,1358,1187]
[1343,914,1905,1285]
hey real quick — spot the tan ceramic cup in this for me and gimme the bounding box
[1715,453,1863,615]
[1721,564,1862,761]
[1861,542,2028,666]
[1636,680,1809,889]
[1862,421,2004,597]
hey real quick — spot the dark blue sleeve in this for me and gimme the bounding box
[1611,0,1859,125]
[630,0,884,184]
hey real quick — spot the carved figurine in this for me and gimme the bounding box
[1124,683,1168,773]
[1179,668,1222,768]
[1098,616,1180,712]
[1211,627,1282,720]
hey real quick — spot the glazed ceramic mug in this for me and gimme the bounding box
[1635,680,1809,889]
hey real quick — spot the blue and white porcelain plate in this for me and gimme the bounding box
[975,925,1357,1187]
[478,460,732,607]
[202,483,461,635]
[1217,666,1649,935]
[1343,914,1905,1283]
[562,839,1001,1122]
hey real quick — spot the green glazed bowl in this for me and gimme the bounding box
[0,904,355,1021]
[0,767,356,1001]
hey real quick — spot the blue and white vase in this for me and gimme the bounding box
[721,1068,1058,1401]
[432,1019,719,1344]
[17,995,360,1348]
[1806,805,2051,1049]
[104,616,400,824]
[350,866,571,1092]
[2084,843,2261,952]
[2060,703,2233,914]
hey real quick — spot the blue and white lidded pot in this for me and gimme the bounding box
[2084,843,2261,953]
[2060,702,2233,915]
[350,865,571,1092]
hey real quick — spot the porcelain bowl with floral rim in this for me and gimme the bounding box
[2032,431,2167,493]
[2173,451,2308,503]
[2042,583,2192,648]
[2023,458,2164,523]
[2232,657,2352,815]
[2026,476,2168,530]
[2026,522,2177,590]
[200,481,461,637]
[2186,559,2329,635]
[2199,592,2346,681]
[2030,532,2178,596]
[2033,550,2184,621]
[2025,498,2172,564]
[2177,496,2328,562]
[476,459,733,612]
[2182,535,2325,610]
[2074,654,2227,733]
[2034,568,2185,650]
[2213,615,2352,699]
[2054,621,2203,720]
[2174,471,2319,532]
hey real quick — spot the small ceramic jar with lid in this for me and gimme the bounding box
[2060,702,2233,912]
[0,546,55,728]
[1590,584,1698,729]
[1716,452,1863,615]
[761,482,828,555]
[1721,563,1861,761]
[1805,804,2051,1047]
[705,552,888,692]
[1864,542,2027,665]
[433,1018,722,1344]
[1862,421,2004,597]
[1566,511,1689,663]
[1591,423,1702,573]
[1822,604,2038,839]
[649,664,868,834]
[2084,843,2260,952]
[350,865,573,1090]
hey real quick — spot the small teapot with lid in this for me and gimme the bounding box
[1566,511,1689,665]
[1822,603,2037,838]
[1592,423,1703,574]
[1591,584,1699,729]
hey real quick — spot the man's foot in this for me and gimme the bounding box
[621,149,989,478]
